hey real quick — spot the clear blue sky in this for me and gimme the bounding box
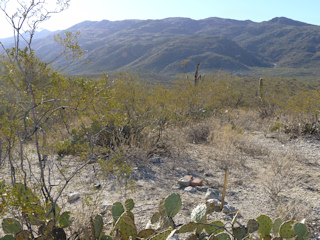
[1,0,320,39]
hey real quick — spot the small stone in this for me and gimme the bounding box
[190,178,203,187]
[195,186,208,192]
[183,175,193,180]
[172,184,184,190]
[68,192,80,202]
[151,157,161,163]
[205,188,222,201]
[222,205,238,214]
[207,199,222,206]
[178,177,191,187]
[204,172,214,177]
[184,186,196,193]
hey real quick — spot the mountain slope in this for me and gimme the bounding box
[2,17,320,75]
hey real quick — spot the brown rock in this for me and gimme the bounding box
[183,175,193,180]
[190,178,203,187]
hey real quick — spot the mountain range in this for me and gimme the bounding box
[2,17,320,76]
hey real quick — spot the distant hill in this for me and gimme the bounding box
[2,17,320,76]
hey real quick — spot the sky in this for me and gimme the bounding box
[1,0,320,39]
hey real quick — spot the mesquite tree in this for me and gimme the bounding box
[0,0,102,233]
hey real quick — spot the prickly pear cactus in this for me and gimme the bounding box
[93,214,103,239]
[59,212,72,228]
[147,194,180,231]
[272,218,282,235]
[113,212,137,240]
[209,232,231,240]
[125,198,134,211]
[247,219,259,233]
[164,193,182,218]
[137,229,155,238]
[256,215,272,237]
[111,202,124,223]
[294,222,307,237]
[232,226,247,240]
[205,221,224,235]
[148,229,173,240]
[100,236,112,240]
[191,203,207,223]
[0,235,15,240]
[177,222,199,233]
[2,218,22,235]
[279,221,296,239]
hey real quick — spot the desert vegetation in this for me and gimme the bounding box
[0,1,320,240]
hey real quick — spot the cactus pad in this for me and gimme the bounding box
[94,214,103,239]
[138,229,155,238]
[2,218,22,235]
[148,229,172,240]
[256,215,272,237]
[232,227,247,240]
[205,221,224,235]
[161,216,175,229]
[59,212,72,228]
[294,222,307,237]
[125,198,134,211]
[177,222,199,233]
[247,219,259,233]
[111,202,124,223]
[119,218,137,240]
[164,193,182,218]
[279,221,295,239]
[113,212,137,240]
[272,218,282,234]
[100,236,112,240]
[191,203,207,222]
[0,235,15,240]
[209,233,231,240]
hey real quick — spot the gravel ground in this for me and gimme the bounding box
[0,131,319,239]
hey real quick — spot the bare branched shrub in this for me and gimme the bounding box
[185,122,211,144]
[261,151,295,203]
[234,135,270,157]
[208,122,244,170]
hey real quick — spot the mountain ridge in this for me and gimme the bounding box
[2,17,320,76]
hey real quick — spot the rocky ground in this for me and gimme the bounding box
[1,129,320,239]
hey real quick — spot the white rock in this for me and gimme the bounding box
[207,199,221,206]
[68,192,80,202]
[205,188,222,201]
[178,178,191,187]
[184,186,196,193]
